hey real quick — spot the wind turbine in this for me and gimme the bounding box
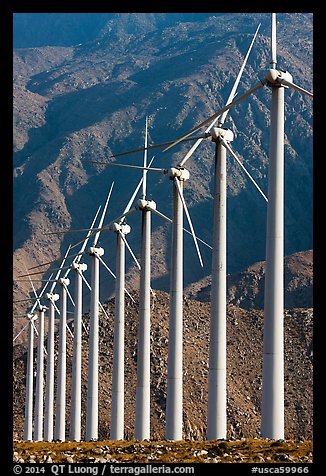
[260,13,312,439]
[14,267,56,441]
[172,23,266,441]
[13,307,40,441]
[85,182,114,442]
[24,269,56,442]
[23,313,37,441]
[134,117,154,441]
[54,271,70,441]
[160,13,312,440]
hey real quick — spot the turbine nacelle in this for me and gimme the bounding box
[211,127,234,143]
[264,68,293,87]
[88,246,105,257]
[168,167,190,181]
[59,277,70,286]
[37,304,48,312]
[27,312,37,321]
[70,262,88,272]
[112,222,131,235]
[137,199,157,211]
[46,292,59,301]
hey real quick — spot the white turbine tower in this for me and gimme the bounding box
[259,13,313,439]
[44,247,71,442]
[85,183,114,442]
[33,302,47,441]
[55,273,70,441]
[134,117,155,441]
[161,13,312,440]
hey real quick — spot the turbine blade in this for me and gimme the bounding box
[62,282,75,307]
[15,279,58,282]
[271,13,277,68]
[173,177,204,268]
[109,134,207,159]
[93,181,115,246]
[51,245,72,291]
[85,161,166,174]
[70,207,138,250]
[19,266,70,278]
[29,251,83,269]
[163,81,266,153]
[278,78,313,98]
[76,204,102,259]
[30,272,54,313]
[13,298,34,303]
[183,228,213,250]
[30,319,39,337]
[13,320,30,342]
[122,155,156,215]
[150,208,173,223]
[24,266,40,303]
[97,254,116,279]
[66,323,74,339]
[151,206,212,250]
[78,269,92,291]
[119,231,141,270]
[220,138,268,202]
[219,23,261,126]
[99,301,111,321]
[142,116,149,199]
[53,301,61,315]
[96,254,134,302]
[44,228,100,236]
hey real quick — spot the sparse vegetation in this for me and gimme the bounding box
[13,438,313,463]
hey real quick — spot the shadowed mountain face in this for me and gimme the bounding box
[13,13,313,327]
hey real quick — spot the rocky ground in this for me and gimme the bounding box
[184,250,313,310]
[13,291,313,444]
[13,439,313,464]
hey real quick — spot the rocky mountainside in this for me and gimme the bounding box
[13,13,313,329]
[185,249,313,309]
[13,291,313,442]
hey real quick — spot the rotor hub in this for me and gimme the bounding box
[59,277,70,286]
[38,304,48,312]
[71,262,88,272]
[211,127,234,142]
[137,198,157,211]
[46,292,59,301]
[168,167,190,181]
[88,246,105,257]
[112,222,131,235]
[27,312,37,321]
[264,68,293,87]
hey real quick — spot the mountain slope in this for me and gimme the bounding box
[13,13,313,326]
[185,249,313,309]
